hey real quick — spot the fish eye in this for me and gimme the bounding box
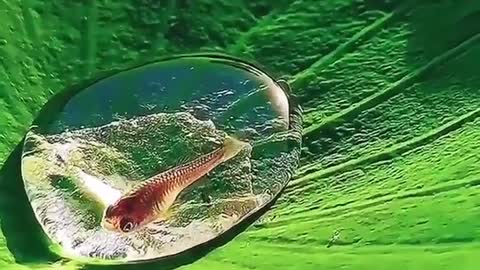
[119,218,135,232]
[105,205,114,217]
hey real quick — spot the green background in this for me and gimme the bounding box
[1,0,480,269]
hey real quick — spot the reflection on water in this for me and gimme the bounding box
[20,55,302,263]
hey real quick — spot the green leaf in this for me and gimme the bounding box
[1,0,480,269]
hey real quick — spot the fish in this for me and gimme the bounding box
[101,135,250,233]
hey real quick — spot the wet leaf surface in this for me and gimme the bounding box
[1,0,480,269]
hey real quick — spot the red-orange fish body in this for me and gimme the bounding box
[102,136,248,233]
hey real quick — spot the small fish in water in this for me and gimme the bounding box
[101,135,250,233]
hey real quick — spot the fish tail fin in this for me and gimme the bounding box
[222,135,250,162]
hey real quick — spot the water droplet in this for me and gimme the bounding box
[21,54,302,263]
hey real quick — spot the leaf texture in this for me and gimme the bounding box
[1,0,480,269]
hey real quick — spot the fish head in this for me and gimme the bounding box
[102,197,147,233]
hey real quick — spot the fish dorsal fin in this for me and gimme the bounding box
[119,144,226,199]
[121,162,181,197]
[174,155,194,167]
[121,174,161,197]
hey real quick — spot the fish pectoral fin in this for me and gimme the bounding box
[160,202,183,221]
[163,210,173,220]
[162,206,177,220]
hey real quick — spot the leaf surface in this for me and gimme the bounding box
[1,0,480,269]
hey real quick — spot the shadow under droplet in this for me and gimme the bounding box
[0,65,122,264]
[0,141,58,263]
[0,53,300,268]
